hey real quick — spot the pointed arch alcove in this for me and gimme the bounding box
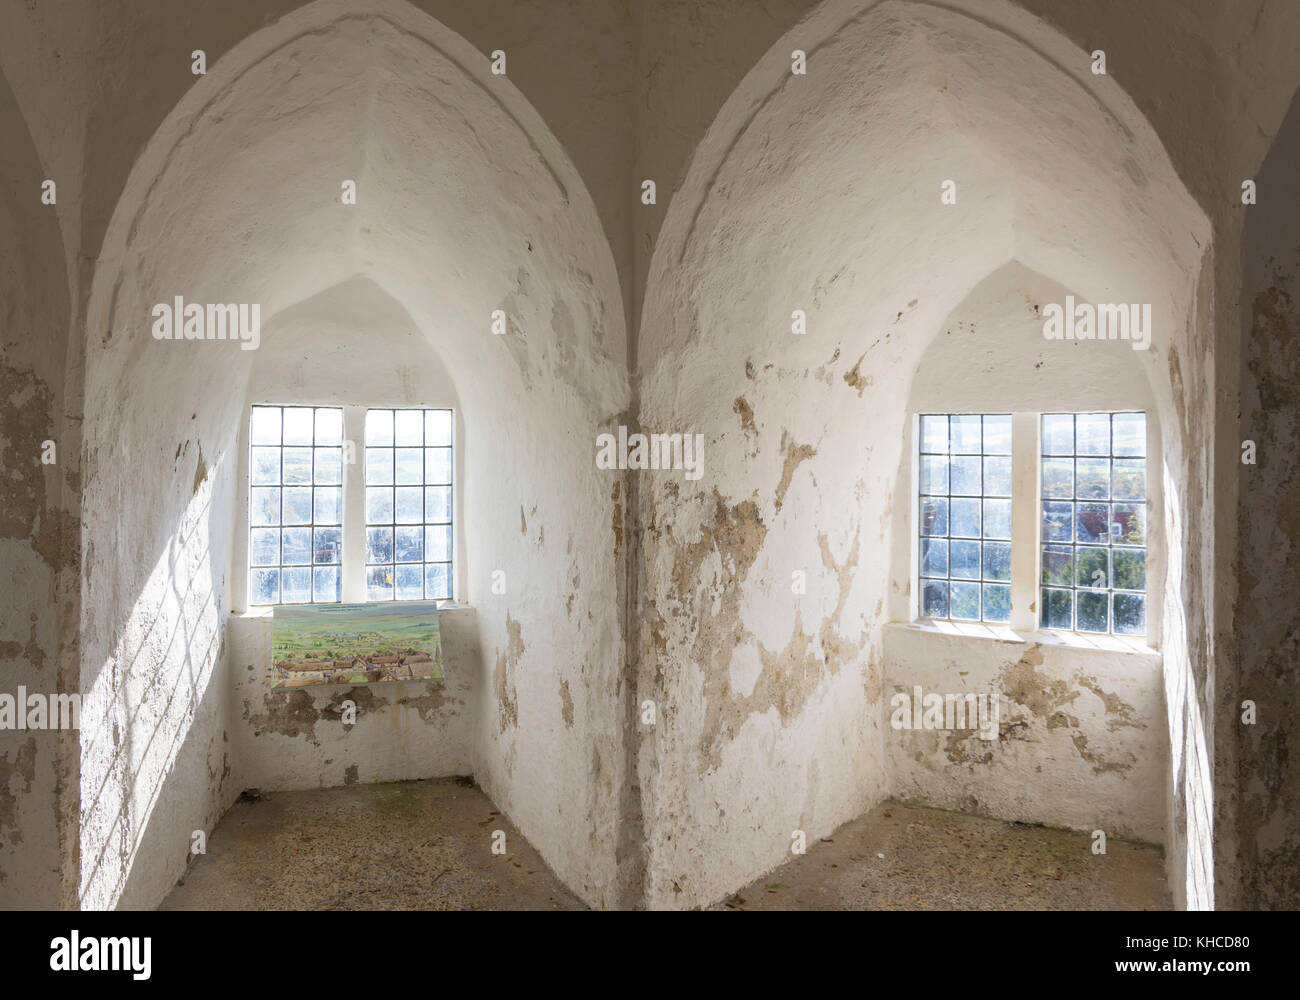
[76,0,629,909]
[634,0,1212,909]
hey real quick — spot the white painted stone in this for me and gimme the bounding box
[2,0,1298,913]
[636,0,1208,910]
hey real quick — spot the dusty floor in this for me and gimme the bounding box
[160,777,584,910]
[161,784,1169,910]
[712,800,1171,910]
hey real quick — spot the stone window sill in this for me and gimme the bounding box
[232,602,471,620]
[891,618,1158,657]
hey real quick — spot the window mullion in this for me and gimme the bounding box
[1009,411,1038,631]
[341,405,367,603]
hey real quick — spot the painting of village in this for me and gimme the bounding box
[271,602,443,688]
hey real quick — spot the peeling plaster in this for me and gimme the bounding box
[493,614,524,734]
[1,0,1295,912]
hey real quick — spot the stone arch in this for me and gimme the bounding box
[76,0,628,909]
[634,0,1211,909]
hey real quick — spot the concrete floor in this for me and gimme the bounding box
[712,800,1171,910]
[160,777,584,910]
[162,781,1169,910]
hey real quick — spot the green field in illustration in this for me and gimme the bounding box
[271,602,443,687]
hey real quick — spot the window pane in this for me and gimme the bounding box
[313,566,341,603]
[922,579,948,618]
[982,541,1011,582]
[313,526,342,565]
[281,448,312,484]
[426,410,453,447]
[250,406,281,446]
[395,526,424,563]
[281,566,311,604]
[950,456,981,496]
[1113,547,1146,591]
[1076,547,1109,589]
[982,414,1012,455]
[950,415,981,454]
[1112,459,1146,500]
[950,539,980,579]
[395,564,424,601]
[1076,413,1111,456]
[367,487,393,524]
[315,407,343,446]
[282,527,312,566]
[395,487,423,524]
[921,538,948,576]
[283,408,314,446]
[366,527,393,564]
[1112,412,1146,457]
[251,447,280,485]
[283,487,312,525]
[1076,590,1108,632]
[982,499,1011,540]
[1075,502,1109,544]
[982,584,1010,623]
[920,415,948,454]
[983,456,1012,496]
[366,565,394,601]
[425,486,452,523]
[314,448,342,485]
[250,528,279,567]
[1042,458,1073,499]
[1075,458,1110,499]
[395,448,423,485]
[920,455,948,495]
[920,498,948,536]
[1113,593,1146,635]
[1042,588,1073,629]
[314,486,341,525]
[252,568,280,605]
[1042,501,1073,542]
[1042,545,1073,586]
[366,409,394,447]
[1042,414,1073,455]
[366,448,393,485]
[394,410,424,446]
[1112,502,1146,545]
[950,581,981,620]
[425,563,451,601]
[950,498,980,538]
[426,448,452,485]
[251,487,281,526]
[426,525,452,562]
